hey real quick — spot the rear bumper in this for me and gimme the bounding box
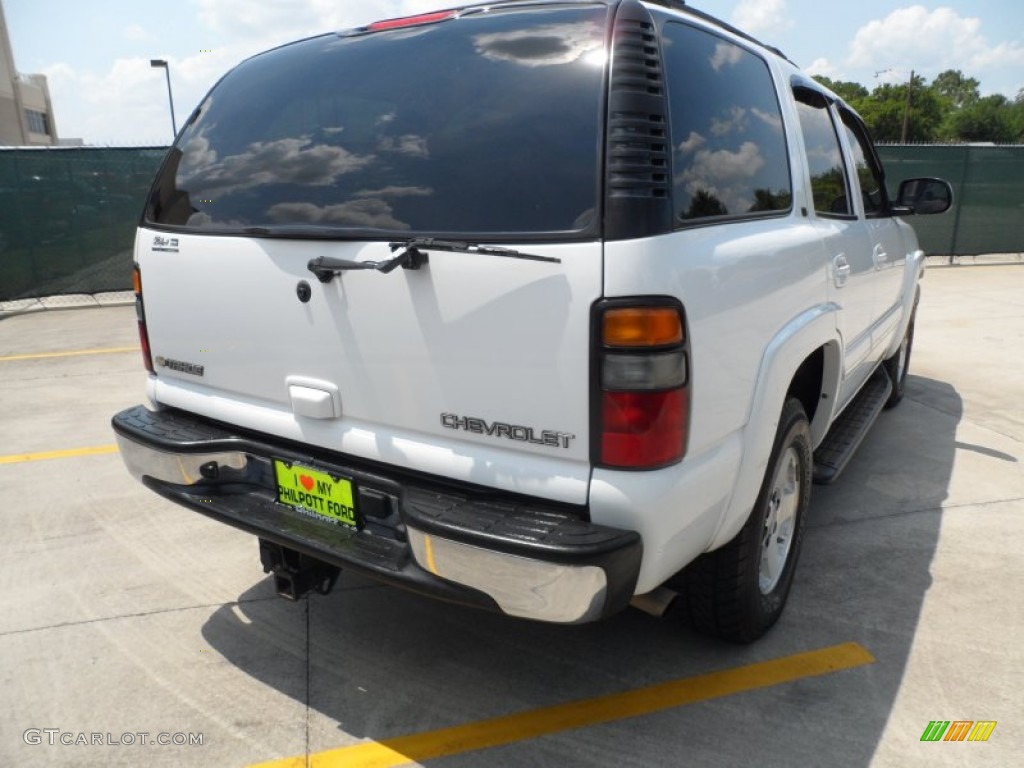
[111,405,641,623]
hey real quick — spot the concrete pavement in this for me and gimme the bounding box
[1,263,1021,767]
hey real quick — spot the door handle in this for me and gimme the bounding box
[872,244,888,270]
[833,254,850,288]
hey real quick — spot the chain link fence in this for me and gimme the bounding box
[1,145,1020,307]
[0,146,167,304]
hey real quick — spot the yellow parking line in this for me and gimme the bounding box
[251,642,874,768]
[0,445,119,465]
[0,346,138,362]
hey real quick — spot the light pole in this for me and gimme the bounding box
[150,59,178,140]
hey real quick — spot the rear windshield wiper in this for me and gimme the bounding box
[308,238,560,283]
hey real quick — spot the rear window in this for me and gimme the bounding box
[146,5,609,239]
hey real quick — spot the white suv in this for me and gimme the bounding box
[113,0,951,642]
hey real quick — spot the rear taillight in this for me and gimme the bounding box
[133,265,154,374]
[595,301,689,469]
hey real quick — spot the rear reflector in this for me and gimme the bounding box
[601,389,688,468]
[368,10,457,31]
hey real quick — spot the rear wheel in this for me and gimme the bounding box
[883,303,917,408]
[678,398,812,643]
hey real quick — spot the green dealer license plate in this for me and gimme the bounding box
[273,460,360,529]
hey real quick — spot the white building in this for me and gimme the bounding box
[0,0,57,146]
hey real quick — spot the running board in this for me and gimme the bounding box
[813,370,892,485]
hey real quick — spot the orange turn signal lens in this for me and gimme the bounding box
[132,266,142,295]
[603,307,683,347]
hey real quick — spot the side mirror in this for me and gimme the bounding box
[894,177,953,216]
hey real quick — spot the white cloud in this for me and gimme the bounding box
[43,47,242,145]
[805,57,838,79]
[43,1,447,145]
[847,6,1024,76]
[678,131,705,154]
[123,24,153,43]
[730,0,793,38]
[194,0,442,48]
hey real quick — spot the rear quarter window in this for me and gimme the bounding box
[662,22,792,225]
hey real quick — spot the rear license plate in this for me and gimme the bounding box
[273,460,360,529]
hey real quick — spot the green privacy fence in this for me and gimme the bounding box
[1,144,1021,303]
[0,147,167,302]
[879,144,1024,257]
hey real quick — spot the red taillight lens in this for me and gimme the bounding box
[596,301,689,469]
[134,266,154,374]
[601,390,687,468]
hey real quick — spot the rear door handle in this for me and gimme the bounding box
[833,254,850,288]
[872,244,888,270]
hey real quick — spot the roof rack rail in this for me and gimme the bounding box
[645,0,792,63]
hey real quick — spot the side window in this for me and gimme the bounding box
[840,109,886,216]
[794,88,852,217]
[663,23,792,225]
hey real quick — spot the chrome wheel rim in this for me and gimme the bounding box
[759,446,801,595]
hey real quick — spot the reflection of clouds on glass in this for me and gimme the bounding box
[807,146,842,168]
[353,186,432,198]
[180,136,373,197]
[268,200,409,230]
[376,112,396,126]
[678,131,706,154]
[473,22,602,67]
[267,187,432,231]
[751,107,783,132]
[679,141,765,214]
[710,42,743,71]
[182,133,218,169]
[322,126,345,135]
[185,211,247,228]
[711,106,748,137]
[377,134,429,157]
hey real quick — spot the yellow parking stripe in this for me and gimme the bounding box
[0,346,138,362]
[251,642,874,768]
[0,445,119,465]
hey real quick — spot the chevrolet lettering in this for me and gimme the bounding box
[440,412,575,449]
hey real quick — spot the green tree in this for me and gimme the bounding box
[931,69,980,109]
[812,76,869,105]
[857,75,944,142]
[946,94,1016,143]
[1010,99,1024,142]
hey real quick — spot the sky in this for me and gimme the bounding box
[4,0,1024,146]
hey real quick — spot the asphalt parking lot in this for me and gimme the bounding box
[1,263,1022,768]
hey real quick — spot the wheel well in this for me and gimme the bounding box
[787,347,824,423]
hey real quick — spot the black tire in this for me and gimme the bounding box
[677,398,812,643]
[883,302,917,409]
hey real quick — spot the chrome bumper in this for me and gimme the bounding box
[112,405,641,624]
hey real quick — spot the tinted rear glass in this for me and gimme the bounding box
[146,6,609,238]
[662,22,792,225]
